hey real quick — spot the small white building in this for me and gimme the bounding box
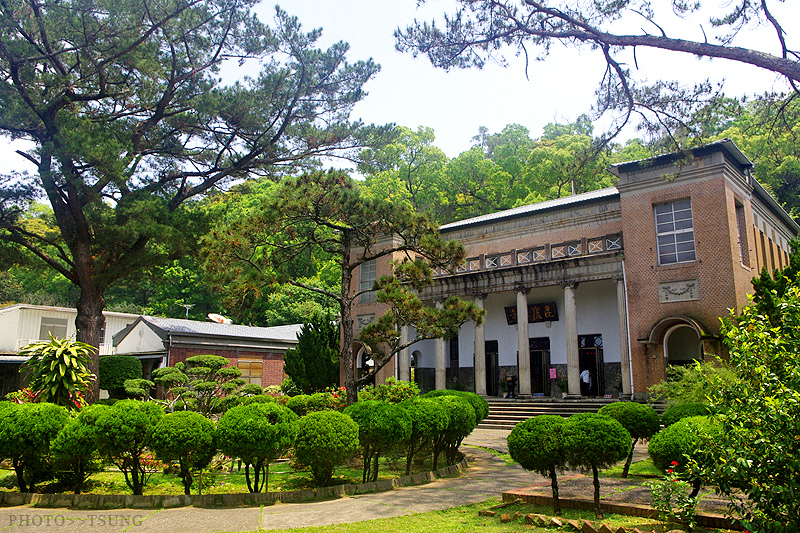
[0,303,140,396]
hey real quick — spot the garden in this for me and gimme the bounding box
[0,348,487,501]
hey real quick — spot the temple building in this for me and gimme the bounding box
[350,140,798,400]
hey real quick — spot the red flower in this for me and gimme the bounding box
[671,461,679,466]
[666,469,673,474]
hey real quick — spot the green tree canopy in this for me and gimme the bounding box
[0,0,385,400]
[205,170,483,404]
[283,313,340,395]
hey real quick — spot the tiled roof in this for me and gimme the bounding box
[140,316,302,341]
[439,187,620,232]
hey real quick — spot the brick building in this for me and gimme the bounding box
[113,316,301,388]
[350,140,798,399]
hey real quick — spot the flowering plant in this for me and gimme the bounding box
[646,461,700,532]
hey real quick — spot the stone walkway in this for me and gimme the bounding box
[0,429,545,532]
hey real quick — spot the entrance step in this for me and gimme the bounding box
[477,398,665,430]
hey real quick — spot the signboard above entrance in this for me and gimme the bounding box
[504,302,559,325]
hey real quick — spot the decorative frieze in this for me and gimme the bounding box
[658,279,699,303]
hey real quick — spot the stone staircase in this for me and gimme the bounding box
[478,398,666,430]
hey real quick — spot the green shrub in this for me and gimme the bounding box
[598,402,661,477]
[648,415,722,482]
[99,356,143,398]
[280,377,302,397]
[95,400,164,495]
[508,415,567,515]
[217,402,297,493]
[344,400,412,482]
[51,404,107,493]
[562,413,632,518]
[661,403,712,427]
[292,410,359,487]
[286,394,310,417]
[151,411,216,495]
[423,389,488,426]
[648,361,737,407]
[0,402,69,492]
[430,395,476,470]
[360,378,420,403]
[283,313,340,394]
[401,398,449,475]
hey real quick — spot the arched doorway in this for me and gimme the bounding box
[664,324,702,366]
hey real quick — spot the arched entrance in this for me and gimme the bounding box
[644,316,710,379]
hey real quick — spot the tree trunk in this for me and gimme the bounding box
[75,281,106,404]
[592,464,603,519]
[340,237,358,405]
[548,464,561,515]
[622,438,637,478]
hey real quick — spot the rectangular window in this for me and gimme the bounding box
[39,317,68,340]
[655,199,696,265]
[237,356,263,385]
[359,259,377,303]
[735,202,750,267]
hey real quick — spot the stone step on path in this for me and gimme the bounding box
[478,399,667,430]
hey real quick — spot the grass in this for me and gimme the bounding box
[213,498,729,533]
[601,458,662,478]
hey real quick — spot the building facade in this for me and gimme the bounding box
[351,140,798,399]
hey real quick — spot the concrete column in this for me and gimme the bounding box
[564,282,581,398]
[473,295,486,396]
[398,325,410,382]
[617,280,633,399]
[435,301,446,390]
[516,288,531,397]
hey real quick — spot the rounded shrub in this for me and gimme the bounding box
[648,415,723,473]
[597,401,661,477]
[562,413,632,518]
[151,411,216,495]
[430,394,477,469]
[293,410,359,487]
[661,402,712,427]
[217,402,297,493]
[286,394,310,417]
[401,398,449,475]
[51,403,108,493]
[99,356,143,398]
[508,415,567,514]
[423,389,489,426]
[344,400,412,482]
[95,399,164,495]
[0,402,70,492]
[359,378,421,403]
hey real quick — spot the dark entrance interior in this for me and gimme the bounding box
[448,336,459,386]
[578,334,604,396]
[485,340,499,396]
[529,337,551,395]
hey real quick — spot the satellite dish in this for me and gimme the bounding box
[208,313,231,324]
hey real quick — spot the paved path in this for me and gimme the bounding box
[0,429,547,533]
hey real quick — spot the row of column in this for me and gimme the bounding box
[398,280,633,398]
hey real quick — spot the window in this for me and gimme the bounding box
[655,200,696,265]
[39,317,68,340]
[237,356,263,385]
[735,202,750,267]
[359,259,377,303]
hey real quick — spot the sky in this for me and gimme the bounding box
[1,0,798,175]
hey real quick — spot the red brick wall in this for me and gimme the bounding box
[167,347,285,388]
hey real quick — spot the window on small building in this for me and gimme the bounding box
[359,259,377,303]
[735,202,750,267]
[39,317,68,340]
[655,199,696,265]
[237,356,263,385]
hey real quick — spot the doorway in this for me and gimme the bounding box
[485,340,499,396]
[529,337,551,395]
[578,334,604,397]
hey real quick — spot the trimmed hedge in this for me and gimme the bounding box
[344,400,412,482]
[98,356,143,396]
[661,402,713,427]
[422,390,489,426]
[293,410,359,487]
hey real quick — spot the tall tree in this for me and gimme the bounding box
[396,0,800,144]
[283,313,340,394]
[205,170,483,404]
[0,0,385,399]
